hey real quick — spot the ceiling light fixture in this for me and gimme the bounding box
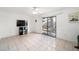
[32,7,41,15]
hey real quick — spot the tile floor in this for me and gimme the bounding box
[0,33,78,51]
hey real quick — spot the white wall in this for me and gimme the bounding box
[27,16,36,33]
[0,11,29,39]
[57,8,79,43]
[41,7,79,43]
[29,15,42,33]
[34,16,42,33]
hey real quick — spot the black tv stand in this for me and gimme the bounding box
[19,26,27,35]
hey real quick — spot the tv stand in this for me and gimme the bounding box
[19,26,27,35]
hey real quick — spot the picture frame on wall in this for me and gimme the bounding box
[69,11,79,22]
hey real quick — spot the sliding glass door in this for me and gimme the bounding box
[42,16,56,37]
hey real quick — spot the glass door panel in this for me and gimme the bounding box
[42,18,48,35]
[42,16,56,38]
[47,17,56,37]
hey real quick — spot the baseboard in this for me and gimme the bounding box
[0,34,18,40]
[56,37,77,44]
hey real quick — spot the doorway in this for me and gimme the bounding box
[42,16,56,38]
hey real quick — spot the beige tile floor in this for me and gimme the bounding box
[0,33,78,51]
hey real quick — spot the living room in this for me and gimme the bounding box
[0,7,79,51]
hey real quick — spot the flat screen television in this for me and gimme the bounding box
[17,20,25,26]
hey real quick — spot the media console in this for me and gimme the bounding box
[19,26,27,35]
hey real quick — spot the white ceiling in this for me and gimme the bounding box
[0,7,65,15]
